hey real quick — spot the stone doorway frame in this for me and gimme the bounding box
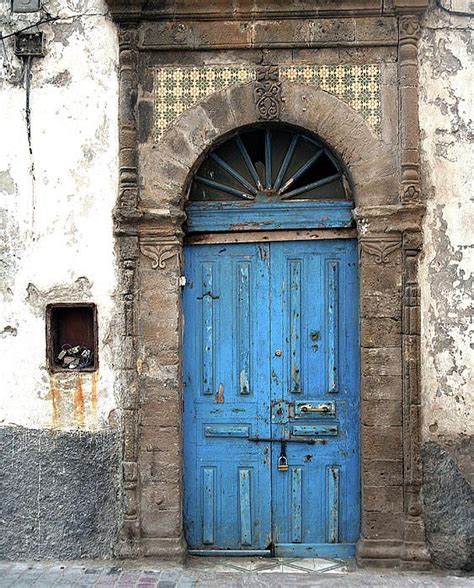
[111,7,429,570]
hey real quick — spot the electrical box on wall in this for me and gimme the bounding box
[12,0,41,13]
[14,32,44,57]
[46,304,98,372]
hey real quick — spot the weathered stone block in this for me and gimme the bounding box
[355,17,398,43]
[361,374,402,401]
[362,399,402,426]
[361,317,401,348]
[361,293,401,319]
[362,347,402,377]
[362,425,403,460]
[141,508,182,538]
[364,486,403,513]
[363,512,403,540]
[363,460,403,487]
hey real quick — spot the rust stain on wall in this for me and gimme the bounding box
[74,377,85,429]
[91,371,99,428]
[50,375,60,430]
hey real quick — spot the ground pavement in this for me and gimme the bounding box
[0,556,472,587]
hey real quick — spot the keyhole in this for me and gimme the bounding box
[275,349,282,357]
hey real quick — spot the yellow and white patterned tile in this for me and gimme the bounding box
[154,64,382,140]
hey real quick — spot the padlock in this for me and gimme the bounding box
[277,455,289,472]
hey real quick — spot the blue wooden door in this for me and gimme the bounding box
[183,239,359,556]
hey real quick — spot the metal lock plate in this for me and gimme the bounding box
[294,401,336,418]
[271,400,289,424]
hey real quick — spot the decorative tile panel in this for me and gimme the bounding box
[154,64,381,140]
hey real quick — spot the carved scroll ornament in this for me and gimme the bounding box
[361,239,401,264]
[254,66,282,121]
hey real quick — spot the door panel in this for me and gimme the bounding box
[183,244,272,550]
[270,241,359,554]
[183,240,359,556]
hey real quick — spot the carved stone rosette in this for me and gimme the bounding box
[254,66,282,121]
[398,16,422,204]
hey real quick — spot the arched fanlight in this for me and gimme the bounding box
[190,126,349,203]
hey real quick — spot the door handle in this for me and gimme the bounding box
[299,402,333,414]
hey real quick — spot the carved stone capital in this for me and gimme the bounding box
[254,66,282,121]
[394,0,429,15]
[354,204,425,234]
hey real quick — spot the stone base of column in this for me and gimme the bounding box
[400,541,431,571]
[141,536,187,561]
[356,538,402,568]
[357,538,431,570]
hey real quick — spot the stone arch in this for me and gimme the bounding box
[139,81,397,212]
[132,79,428,568]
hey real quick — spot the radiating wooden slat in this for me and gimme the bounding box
[282,172,343,200]
[274,134,299,192]
[235,135,263,190]
[210,152,258,195]
[265,129,272,190]
[195,175,254,200]
[278,148,323,194]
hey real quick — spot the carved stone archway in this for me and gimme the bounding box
[113,44,428,568]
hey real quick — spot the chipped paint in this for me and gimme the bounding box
[419,6,473,441]
[0,1,119,432]
[214,383,225,404]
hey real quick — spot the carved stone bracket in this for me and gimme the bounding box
[138,209,186,270]
[254,66,282,121]
[360,238,401,264]
[140,240,180,270]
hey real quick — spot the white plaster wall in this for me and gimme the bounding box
[419,6,473,440]
[0,1,119,431]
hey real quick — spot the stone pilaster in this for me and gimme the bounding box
[401,231,430,570]
[398,16,422,204]
[114,26,142,558]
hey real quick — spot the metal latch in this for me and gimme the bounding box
[294,401,336,418]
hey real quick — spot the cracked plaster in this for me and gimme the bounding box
[419,6,473,441]
[0,0,119,432]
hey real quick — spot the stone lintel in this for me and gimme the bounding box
[106,1,391,23]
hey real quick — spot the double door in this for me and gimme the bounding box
[183,239,359,557]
